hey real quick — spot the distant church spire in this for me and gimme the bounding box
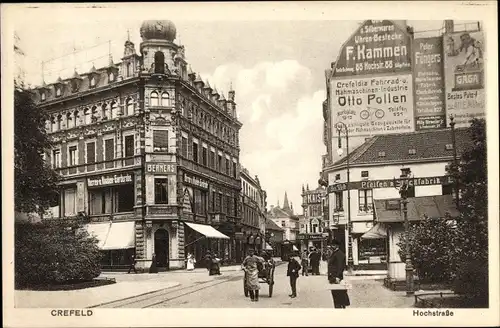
[283,192,290,211]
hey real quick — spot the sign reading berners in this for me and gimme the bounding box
[146,162,176,174]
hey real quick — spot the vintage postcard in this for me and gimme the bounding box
[2,1,499,327]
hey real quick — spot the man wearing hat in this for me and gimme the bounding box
[327,239,350,308]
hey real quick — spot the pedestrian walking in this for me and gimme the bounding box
[300,250,309,276]
[309,248,321,275]
[211,253,221,275]
[127,254,137,274]
[186,252,196,271]
[287,254,302,298]
[327,240,350,309]
[242,249,264,302]
[149,253,158,273]
[204,251,212,273]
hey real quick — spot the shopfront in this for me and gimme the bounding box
[183,222,230,267]
[87,172,135,216]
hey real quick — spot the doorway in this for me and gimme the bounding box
[154,228,169,270]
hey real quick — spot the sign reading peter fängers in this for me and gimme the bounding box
[333,20,412,77]
[87,173,134,187]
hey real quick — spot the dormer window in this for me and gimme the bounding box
[90,76,96,87]
[109,72,115,82]
[40,92,46,101]
[55,87,62,97]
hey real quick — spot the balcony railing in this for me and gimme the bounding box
[55,155,142,177]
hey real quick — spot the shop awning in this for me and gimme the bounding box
[84,222,111,249]
[265,242,273,250]
[101,221,136,250]
[373,195,459,223]
[361,223,388,240]
[185,222,229,239]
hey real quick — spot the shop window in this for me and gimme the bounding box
[334,191,343,211]
[52,149,61,169]
[150,91,159,106]
[153,130,169,152]
[154,51,165,74]
[181,136,188,157]
[86,142,96,164]
[68,145,78,166]
[194,189,207,215]
[63,188,76,217]
[202,147,207,166]
[89,188,113,215]
[124,135,134,157]
[192,142,199,162]
[115,184,135,212]
[358,189,373,212]
[126,98,134,116]
[155,178,168,204]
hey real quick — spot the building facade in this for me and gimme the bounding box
[239,167,267,260]
[324,128,470,270]
[267,193,300,257]
[298,184,328,252]
[34,20,242,271]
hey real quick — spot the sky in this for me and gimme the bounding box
[9,3,485,213]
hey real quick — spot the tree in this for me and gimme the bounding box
[451,118,488,306]
[14,86,59,215]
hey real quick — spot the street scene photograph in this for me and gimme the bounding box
[2,1,499,328]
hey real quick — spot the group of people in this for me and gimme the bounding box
[299,247,322,276]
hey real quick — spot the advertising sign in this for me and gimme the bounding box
[87,172,134,188]
[327,175,454,193]
[330,75,414,136]
[443,31,485,127]
[146,162,176,174]
[413,37,446,130]
[334,20,412,77]
[184,174,209,189]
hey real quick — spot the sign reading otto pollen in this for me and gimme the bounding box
[334,20,412,77]
[87,173,134,187]
[331,75,414,136]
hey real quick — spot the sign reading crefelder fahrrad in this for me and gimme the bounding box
[330,20,414,137]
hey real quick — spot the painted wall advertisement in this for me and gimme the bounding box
[333,20,412,77]
[330,75,414,137]
[443,31,485,127]
[413,37,446,130]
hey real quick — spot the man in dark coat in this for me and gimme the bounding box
[287,255,302,298]
[127,254,137,274]
[309,248,321,275]
[327,240,350,308]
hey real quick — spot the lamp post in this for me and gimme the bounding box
[449,114,460,210]
[336,121,353,270]
[394,167,414,296]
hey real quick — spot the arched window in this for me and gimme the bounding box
[150,91,159,107]
[66,112,74,129]
[154,51,165,74]
[91,106,98,122]
[45,119,51,132]
[90,76,96,87]
[126,98,134,116]
[84,107,91,125]
[56,87,62,97]
[102,103,110,120]
[111,102,118,119]
[74,110,80,126]
[41,92,46,101]
[51,117,57,132]
[109,72,115,82]
[57,115,62,130]
[161,92,170,107]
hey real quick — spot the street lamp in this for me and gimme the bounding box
[336,121,353,270]
[394,167,415,296]
[449,114,460,210]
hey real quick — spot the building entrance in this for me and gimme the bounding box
[154,228,169,269]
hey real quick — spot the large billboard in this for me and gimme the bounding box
[334,20,412,77]
[443,31,485,127]
[413,37,446,130]
[330,75,414,136]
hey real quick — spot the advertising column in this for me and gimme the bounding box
[443,31,485,127]
[413,37,446,130]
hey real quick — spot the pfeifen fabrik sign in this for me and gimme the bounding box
[327,175,454,193]
[87,172,134,187]
[333,20,412,77]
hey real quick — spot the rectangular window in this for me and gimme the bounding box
[218,154,222,171]
[226,195,231,214]
[88,188,114,215]
[86,142,96,164]
[334,191,343,211]
[358,189,373,212]
[68,145,78,166]
[210,150,215,169]
[104,139,115,160]
[124,135,134,157]
[155,178,168,204]
[232,162,237,178]
[202,147,207,166]
[234,196,238,216]
[153,130,169,152]
[52,149,61,169]
[181,136,188,158]
[225,158,230,175]
[361,171,369,178]
[192,142,199,163]
[63,188,76,216]
[281,220,286,227]
[218,192,223,212]
[194,189,207,215]
[115,184,135,212]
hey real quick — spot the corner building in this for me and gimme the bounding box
[35,20,242,271]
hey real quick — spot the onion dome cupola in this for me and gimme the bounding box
[140,20,177,42]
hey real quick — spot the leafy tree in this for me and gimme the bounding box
[14,86,59,215]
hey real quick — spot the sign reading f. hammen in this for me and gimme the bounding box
[334,20,412,77]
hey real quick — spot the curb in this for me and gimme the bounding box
[87,281,181,308]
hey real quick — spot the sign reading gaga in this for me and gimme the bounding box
[330,20,414,137]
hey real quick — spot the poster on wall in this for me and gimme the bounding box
[330,75,414,137]
[413,37,446,130]
[443,30,485,127]
[333,20,412,77]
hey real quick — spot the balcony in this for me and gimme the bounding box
[56,155,142,177]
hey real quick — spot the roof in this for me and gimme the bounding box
[265,219,284,231]
[373,195,459,223]
[268,205,293,218]
[333,128,472,166]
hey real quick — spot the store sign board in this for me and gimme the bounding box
[413,37,446,130]
[87,172,134,188]
[327,175,454,193]
[443,31,485,127]
[146,162,176,174]
[333,20,412,77]
[184,174,209,189]
[330,75,414,137]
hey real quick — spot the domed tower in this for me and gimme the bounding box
[139,20,183,76]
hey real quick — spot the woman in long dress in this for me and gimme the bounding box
[186,253,196,271]
[242,249,263,302]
